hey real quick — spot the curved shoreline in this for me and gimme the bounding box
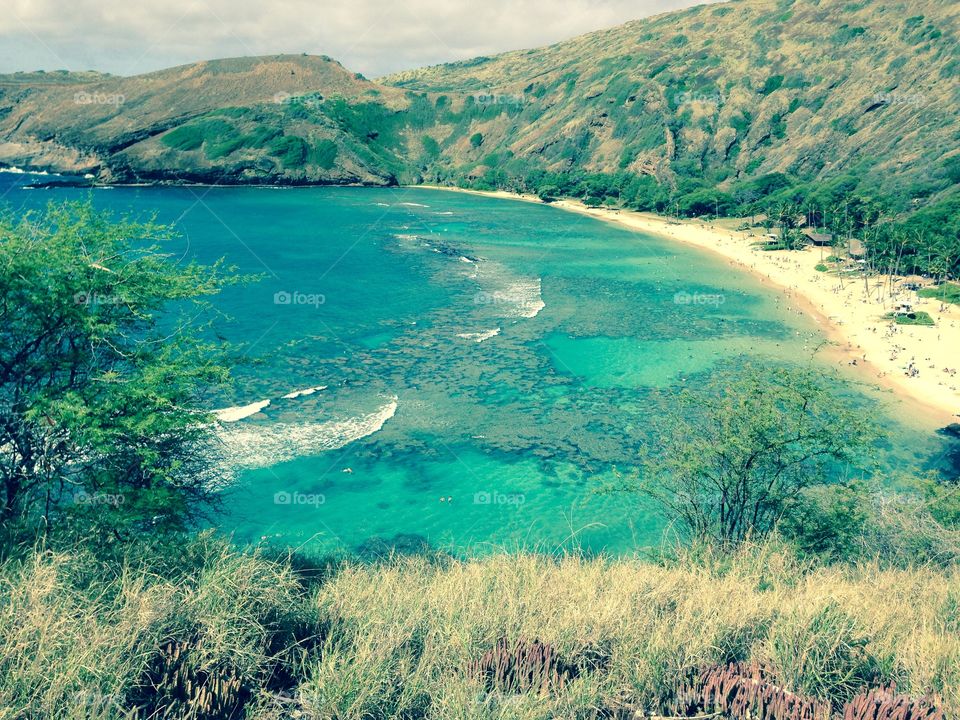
[417,185,960,428]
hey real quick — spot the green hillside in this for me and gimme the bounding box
[0,55,412,185]
[0,0,957,266]
[387,0,959,213]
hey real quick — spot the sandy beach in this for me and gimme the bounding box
[421,186,960,427]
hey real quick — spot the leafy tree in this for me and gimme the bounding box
[677,188,735,217]
[944,156,960,185]
[768,200,806,249]
[0,202,242,544]
[626,365,879,545]
[420,135,440,160]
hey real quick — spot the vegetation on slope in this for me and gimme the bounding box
[1,536,958,719]
[389,0,959,211]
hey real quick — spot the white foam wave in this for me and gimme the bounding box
[457,328,501,343]
[504,277,545,318]
[398,202,429,207]
[473,272,545,319]
[387,231,544,319]
[281,385,327,399]
[214,399,271,422]
[217,397,398,469]
[1,166,51,175]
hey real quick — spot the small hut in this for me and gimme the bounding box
[898,275,932,291]
[802,229,834,246]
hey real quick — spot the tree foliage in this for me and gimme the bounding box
[0,202,241,544]
[628,365,879,545]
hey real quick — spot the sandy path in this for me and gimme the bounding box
[418,186,960,426]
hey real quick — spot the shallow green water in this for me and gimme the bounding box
[2,173,954,556]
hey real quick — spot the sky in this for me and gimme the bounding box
[0,0,713,79]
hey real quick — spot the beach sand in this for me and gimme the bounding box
[420,186,960,427]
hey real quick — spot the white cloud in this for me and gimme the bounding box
[0,0,714,78]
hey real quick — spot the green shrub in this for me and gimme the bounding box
[308,139,338,169]
[944,157,960,185]
[245,125,281,147]
[762,75,785,94]
[268,136,308,168]
[162,125,205,151]
[421,135,440,159]
[887,310,935,326]
[162,119,241,157]
[205,135,246,160]
[919,282,960,306]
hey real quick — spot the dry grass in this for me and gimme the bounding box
[305,545,960,718]
[0,538,957,719]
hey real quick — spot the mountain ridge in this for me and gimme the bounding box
[0,0,957,224]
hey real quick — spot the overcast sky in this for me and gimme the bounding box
[0,0,713,78]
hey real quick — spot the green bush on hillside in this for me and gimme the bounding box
[161,124,205,151]
[268,135,308,168]
[308,139,339,169]
[161,119,236,154]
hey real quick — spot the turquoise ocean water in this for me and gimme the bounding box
[1,172,955,556]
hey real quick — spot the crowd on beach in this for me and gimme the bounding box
[692,215,957,417]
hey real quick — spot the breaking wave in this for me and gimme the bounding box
[214,399,271,422]
[281,385,327,399]
[388,233,545,319]
[216,396,398,470]
[456,328,501,343]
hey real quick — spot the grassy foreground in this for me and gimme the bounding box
[2,537,957,719]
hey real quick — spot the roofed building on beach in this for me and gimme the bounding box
[898,275,933,291]
[802,229,834,246]
[847,239,865,258]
